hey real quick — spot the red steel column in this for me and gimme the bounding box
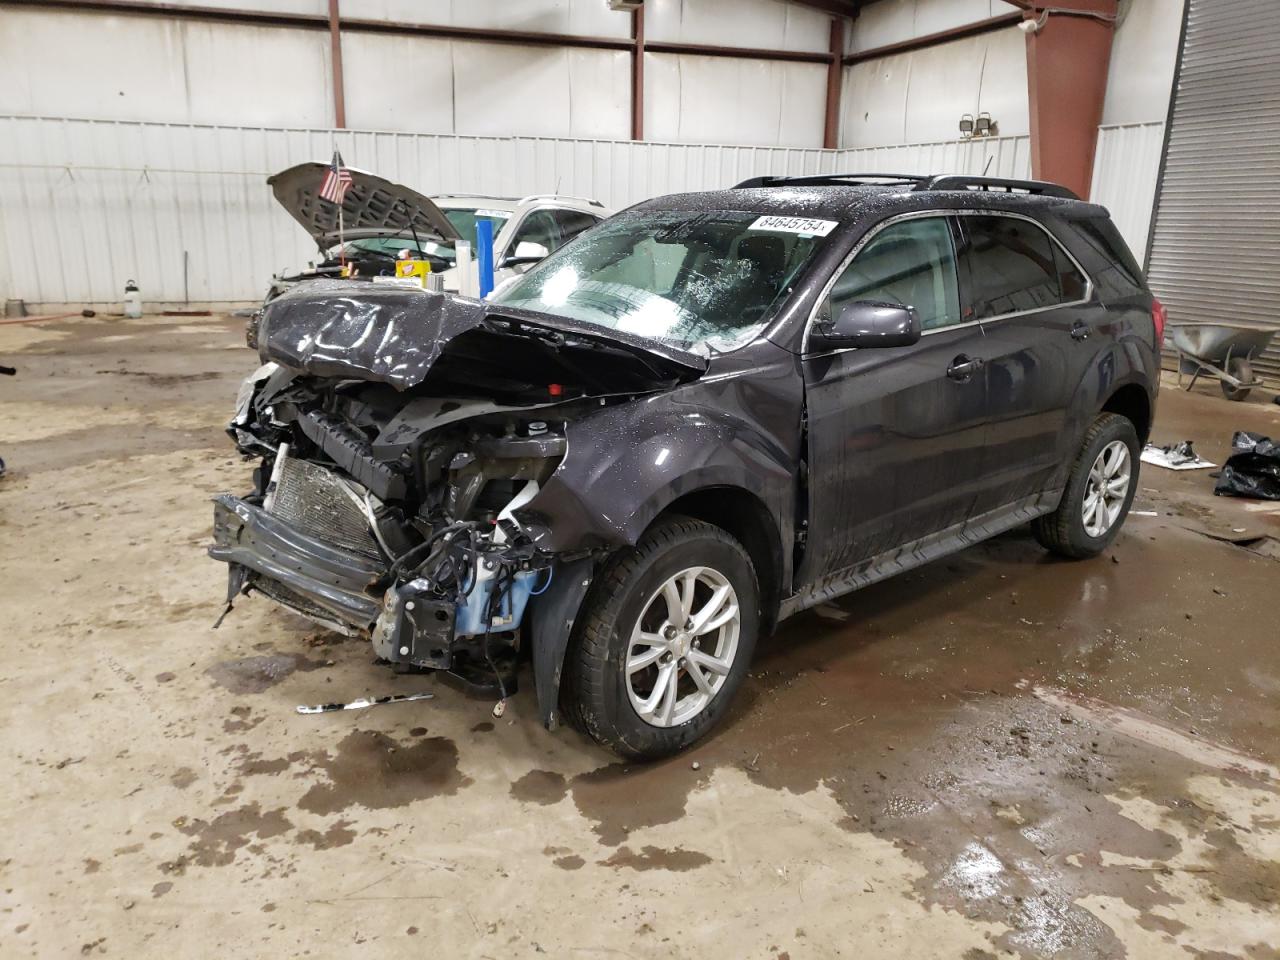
[1023,0,1117,198]
[823,18,844,149]
[631,7,645,141]
[328,0,346,128]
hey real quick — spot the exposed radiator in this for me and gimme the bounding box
[268,453,382,560]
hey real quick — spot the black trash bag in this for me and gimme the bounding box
[1214,431,1280,500]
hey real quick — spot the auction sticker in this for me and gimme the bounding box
[749,215,838,237]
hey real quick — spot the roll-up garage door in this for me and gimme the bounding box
[1146,0,1280,381]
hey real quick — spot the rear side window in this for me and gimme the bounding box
[828,217,962,331]
[552,209,601,243]
[1067,216,1145,300]
[961,216,1088,319]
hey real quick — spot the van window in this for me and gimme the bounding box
[828,216,961,331]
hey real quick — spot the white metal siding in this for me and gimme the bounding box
[646,0,830,52]
[1146,0,1280,380]
[644,54,828,148]
[0,115,1029,307]
[1089,122,1166,263]
[840,26,1029,148]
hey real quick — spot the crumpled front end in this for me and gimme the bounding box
[210,282,704,702]
[211,381,566,689]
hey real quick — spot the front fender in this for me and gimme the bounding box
[515,356,801,556]
[517,344,804,727]
[529,556,595,729]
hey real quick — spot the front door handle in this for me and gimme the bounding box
[947,355,984,381]
[1071,320,1091,341]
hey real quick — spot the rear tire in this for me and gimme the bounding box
[1221,357,1253,401]
[1033,413,1139,559]
[561,516,759,760]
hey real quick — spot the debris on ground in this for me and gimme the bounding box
[296,691,435,715]
[1214,432,1280,500]
[1141,441,1215,470]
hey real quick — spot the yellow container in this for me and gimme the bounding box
[395,259,432,287]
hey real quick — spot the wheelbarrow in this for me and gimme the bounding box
[1169,321,1276,401]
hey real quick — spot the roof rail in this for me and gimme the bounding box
[517,193,606,208]
[914,175,1078,200]
[733,172,928,189]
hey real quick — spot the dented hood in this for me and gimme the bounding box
[267,163,461,247]
[257,279,708,394]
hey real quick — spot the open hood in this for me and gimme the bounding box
[257,280,708,397]
[267,163,461,248]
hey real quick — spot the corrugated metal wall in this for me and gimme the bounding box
[1089,121,1166,263]
[0,115,1030,307]
[1146,0,1280,380]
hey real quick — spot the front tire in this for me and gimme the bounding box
[561,516,759,760]
[1033,413,1139,559]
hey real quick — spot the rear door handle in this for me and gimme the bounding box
[947,355,984,381]
[1071,320,1090,341]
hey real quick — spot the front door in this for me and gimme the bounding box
[800,214,990,584]
[955,213,1099,512]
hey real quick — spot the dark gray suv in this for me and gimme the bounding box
[213,173,1160,759]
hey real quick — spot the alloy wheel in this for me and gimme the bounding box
[1082,439,1131,538]
[625,566,741,728]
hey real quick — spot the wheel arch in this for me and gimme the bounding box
[656,486,785,636]
[1101,381,1152,446]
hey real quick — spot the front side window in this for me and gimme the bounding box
[492,210,830,353]
[827,216,962,331]
[510,210,562,254]
[962,215,1087,318]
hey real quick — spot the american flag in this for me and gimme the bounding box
[319,150,353,205]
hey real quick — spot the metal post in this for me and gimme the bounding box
[823,18,843,149]
[328,0,346,128]
[476,219,495,299]
[631,7,645,141]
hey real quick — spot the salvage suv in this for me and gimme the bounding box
[212,173,1160,759]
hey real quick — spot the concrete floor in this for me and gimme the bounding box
[3,313,1279,959]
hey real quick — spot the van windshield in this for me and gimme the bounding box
[491,209,832,353]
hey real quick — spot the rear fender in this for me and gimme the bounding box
[1053,332,1155,488]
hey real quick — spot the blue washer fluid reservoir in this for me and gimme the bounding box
[454,568,536,638]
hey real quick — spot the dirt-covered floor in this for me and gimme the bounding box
[2,313,1279,959]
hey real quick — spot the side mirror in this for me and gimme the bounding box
[810,300,921,351]
[498,240,550,270]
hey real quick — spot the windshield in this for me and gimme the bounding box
[442,206,513,246]
[490,209,831,353]
[328,209,515,264]
[329,236,432,259]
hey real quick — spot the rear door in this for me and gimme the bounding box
[800,213,990,583]
[956,213,1098,513]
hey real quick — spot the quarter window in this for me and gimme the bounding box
[962,216,1088,318]
[827,216,962,331]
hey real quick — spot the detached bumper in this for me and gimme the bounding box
[209,494,384,630]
